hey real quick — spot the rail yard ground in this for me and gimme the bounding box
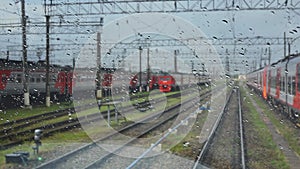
[0,82,300,168]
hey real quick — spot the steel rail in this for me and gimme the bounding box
[35,88,211,168]
[238,88,246,169]
[192,88,233,169]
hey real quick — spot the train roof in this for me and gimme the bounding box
[247,53,300,75]
[0,58,69,70]
[271,53,300,67]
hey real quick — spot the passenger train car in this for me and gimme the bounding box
[246,53,300,126]
[0,59,114,105]
[0,59,71,97]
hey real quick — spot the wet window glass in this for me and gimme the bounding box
[1,1,300,169]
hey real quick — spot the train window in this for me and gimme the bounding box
[1,74,7,82]
[271,76,276,88]
[16,74,22,83]
[298,64,300,92]
[292,77,296,95]
[268,70,272,88]
[30,78,35,83]
[36,78,41,83]
[276,69,280,90]
[281,77,285,92]
[287,76,292,95]
[52,75,57,82]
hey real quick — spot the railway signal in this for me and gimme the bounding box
[33,129,43,154]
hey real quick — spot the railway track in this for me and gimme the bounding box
[0,89,193,150]
[193,86,246,169]
[34,89,212,169]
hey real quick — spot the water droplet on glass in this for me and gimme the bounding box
[222,19,228,24]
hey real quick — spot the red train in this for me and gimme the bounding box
[0,59,114,105]
[129,71,178,93]
[246,53,300,126]
[157,75,177,92]
[0,59,73,96]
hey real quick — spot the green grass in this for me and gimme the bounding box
[0,127,92,166]
[0,102,74,125]
[0,89,200,167]
[250,91,300,157]
[240,86,290,169]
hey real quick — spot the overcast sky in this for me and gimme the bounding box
[0,0,300,74]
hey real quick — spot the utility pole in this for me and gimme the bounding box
[284,32,286,58]
[147,48,150,92]
[174,50,178,73]
[21,0,30,108]
[260,48,263,68]
[268,46,271,65]
[96,17,104,99]
[139,46,142,92]
[45,15,50,107]
[6,51,9,61]
[44,0,51,107]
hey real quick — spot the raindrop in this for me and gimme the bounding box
[7,29,12,33]
[57,38,60,40]
[222,19,228,24]
[271,11,275,14]
[212,36,218,40]
[249,27,253,31]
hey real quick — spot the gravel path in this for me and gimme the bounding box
[244,85,300,169]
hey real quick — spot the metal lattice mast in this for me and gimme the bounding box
[44,0,300,16]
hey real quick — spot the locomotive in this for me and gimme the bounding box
[129,71,179,93]
[246,53,300,126]
[129,70,210,93]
